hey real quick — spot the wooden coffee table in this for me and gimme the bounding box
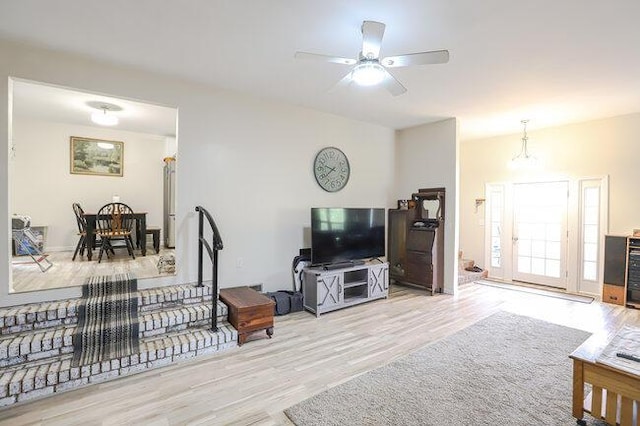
[570,334,640,425]
[219,287,275,346]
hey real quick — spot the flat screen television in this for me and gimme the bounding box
[311,207,385,266]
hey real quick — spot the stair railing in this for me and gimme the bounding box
[195,206,224,331]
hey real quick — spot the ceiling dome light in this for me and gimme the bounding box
[91,107,119,126]
[351,62,386,86]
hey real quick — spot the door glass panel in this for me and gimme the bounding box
[513,181,568,288]
[581,186,600,282]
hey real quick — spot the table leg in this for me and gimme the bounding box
[139,215,147,256]
[86,218,95,261]
[572,359,585,423]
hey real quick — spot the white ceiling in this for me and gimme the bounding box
[12,80,177,137]
[1,1,639,140]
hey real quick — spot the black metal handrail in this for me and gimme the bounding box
[195,206,224,331]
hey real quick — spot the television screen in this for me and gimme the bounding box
[311,208,385,266]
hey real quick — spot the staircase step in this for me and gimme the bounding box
[0,323,238,407]
[135,301,228,337]
[0,283,218,336]
[0,326,75,368]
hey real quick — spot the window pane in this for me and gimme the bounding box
[531,258,545,275]
[584,187,599,207]
[518,240,531,256]
[546,241,561,260]
[583,261,597,281]
[532,240,546,258]
[518,256,531,273]
[491,256,501,268]
[584,243,598,262]
[584,206,599,225]
[546,260,561,278]
[584,224,598,244]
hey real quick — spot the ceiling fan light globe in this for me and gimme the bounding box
[351,62,385,86]
[91,110,118,126]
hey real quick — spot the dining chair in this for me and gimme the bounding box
[95,202,136,262]
[72,203,89,261]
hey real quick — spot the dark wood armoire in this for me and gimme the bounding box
[388,188,445,294]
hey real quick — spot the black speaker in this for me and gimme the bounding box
[604,235,627,286]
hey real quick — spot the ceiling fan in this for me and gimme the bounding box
[295,20,449,96]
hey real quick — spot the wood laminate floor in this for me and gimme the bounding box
[11,248,175,293]
[1,282,638,425]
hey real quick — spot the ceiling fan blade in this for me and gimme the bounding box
[295,51,357,65]
[382,50,449,68]
[361,21,386,59]
[330,71,355,92]
[381,70,407,96]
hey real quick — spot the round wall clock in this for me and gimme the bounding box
[313,146,350,192]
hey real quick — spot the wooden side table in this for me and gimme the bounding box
[219,287,275,345]
[570,334,640,425]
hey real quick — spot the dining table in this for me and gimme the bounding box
[83,212,148,261]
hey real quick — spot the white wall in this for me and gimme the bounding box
[11,118,165,250]
[395,118,459,295]
[0,39,396,306]
[460,112,640,270]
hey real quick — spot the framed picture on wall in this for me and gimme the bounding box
[70,136,124,177]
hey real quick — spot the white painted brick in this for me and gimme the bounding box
[90,363,100,375]
[58,368,70,384]
[61,346,73,354]
[9,370,26,395]
[89,370,120,384]
[20,335,32,355]
[120,363,147,376]
[0,396,17,407]
[120,356,130,368]
[57,306,66,319]
[130,354,139,365]
[16,313,26,326]
[18,386,54,403]
[80,365,91,378]
[8,341,19,358]
[35,365,48,389]
[139,351,147,363]
[174,351,196,361]
[0,340,8,359]
[0,373,11,398]
[148,357,172,369]
[111,359,120,370]
[31,334,43,354]
[53,329,64,349]
[101,361,111,372]
[47,362,61,386]
[70,367,80,380]
[47,307,57,321]
[27,348,60,361]
[56,377,89,392]
[42,331,54,351]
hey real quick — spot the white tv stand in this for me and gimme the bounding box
[303,261,389,317]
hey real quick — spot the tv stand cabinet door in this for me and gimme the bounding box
[316,273,343,313]
[368,264,389,298]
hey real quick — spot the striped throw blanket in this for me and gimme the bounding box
[72,273,139,367]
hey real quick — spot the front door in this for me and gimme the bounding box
[512,181,569,288]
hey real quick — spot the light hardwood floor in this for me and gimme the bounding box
[1,282,639,425]
[11,249,175,293]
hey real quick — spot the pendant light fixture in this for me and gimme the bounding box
[510,119,540,169]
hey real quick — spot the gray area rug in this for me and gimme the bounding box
[285,311,603,426]
[72,273,139,367]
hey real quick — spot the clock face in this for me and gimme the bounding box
[314,147,350,192]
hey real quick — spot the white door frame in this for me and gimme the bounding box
[484,176,608,296]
